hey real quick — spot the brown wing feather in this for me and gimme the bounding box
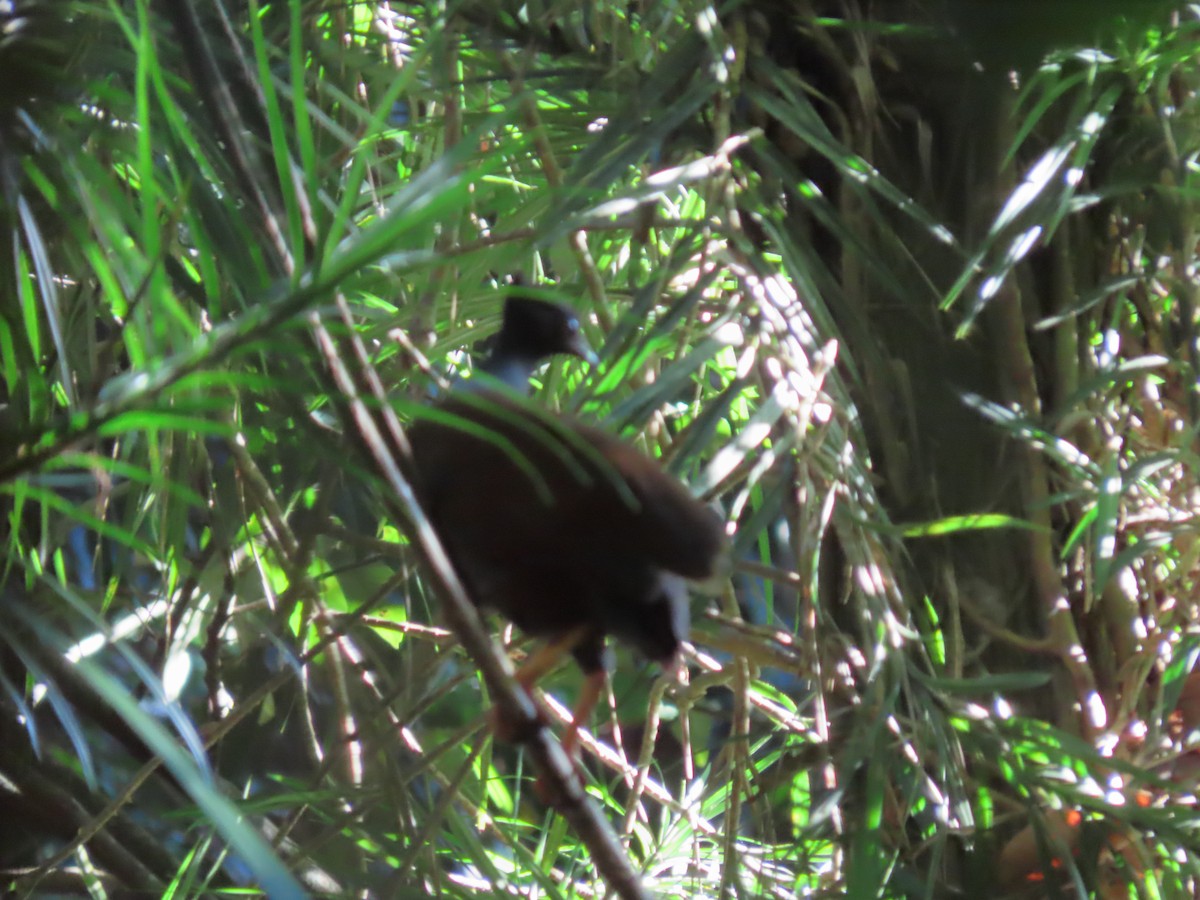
[407,390,726,660]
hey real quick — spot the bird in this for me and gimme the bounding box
[406,295,728,763]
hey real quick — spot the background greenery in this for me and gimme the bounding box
[2,1,1198,897]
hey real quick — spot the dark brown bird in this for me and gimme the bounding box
[407,297,727,759]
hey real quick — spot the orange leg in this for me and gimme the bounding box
[534,668,606,806]
[560,669,606,763]
[513,625,591,691]
[490,625,592,743]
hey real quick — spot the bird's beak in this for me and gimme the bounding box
[568,334,600,367]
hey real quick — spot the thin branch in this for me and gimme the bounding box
[309,302,652,899]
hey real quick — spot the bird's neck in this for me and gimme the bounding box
[477,352,540,392]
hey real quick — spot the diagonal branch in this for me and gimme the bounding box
[309,297,651,900]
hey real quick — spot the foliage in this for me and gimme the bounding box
[1,0,1199,897]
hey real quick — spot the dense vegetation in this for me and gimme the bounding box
[2,1,1198,897]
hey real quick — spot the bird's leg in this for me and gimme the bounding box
[492,627,607,806]
[560,669,606,763]
[490,625,591,743]
[512,625,591,692]
[532,668,606,807]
